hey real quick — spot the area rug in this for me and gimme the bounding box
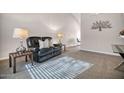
[25,56,93,79]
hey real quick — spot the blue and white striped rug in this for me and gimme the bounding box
[25,56,93,79]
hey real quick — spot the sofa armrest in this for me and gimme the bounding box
[28,48,39,53]
[53,44,62,48]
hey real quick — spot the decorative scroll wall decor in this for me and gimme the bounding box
[91,20,112,31]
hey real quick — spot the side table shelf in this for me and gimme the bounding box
[9,50,33,73]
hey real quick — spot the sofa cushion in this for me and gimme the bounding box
[53,47,61,52]
[38,47,53,57]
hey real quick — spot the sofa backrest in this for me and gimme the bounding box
[26,36,52,49]
[27,36,41,48]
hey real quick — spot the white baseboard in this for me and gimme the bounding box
[0,57,9,61]
[80,48,120,56]
[67,44,80,48]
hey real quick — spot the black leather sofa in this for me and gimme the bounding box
[26,36,62,63]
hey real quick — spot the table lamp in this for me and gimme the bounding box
[13,28,29,52]
[56,32,63,44]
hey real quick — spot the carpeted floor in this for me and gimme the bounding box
[0,46,124,79]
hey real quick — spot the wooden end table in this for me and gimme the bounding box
[9,50,33,73]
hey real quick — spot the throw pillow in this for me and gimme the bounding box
[39,40,44,49]
[44,39,50,48]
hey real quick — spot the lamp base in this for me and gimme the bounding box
[16,39,26,53]
[16,46,26,53]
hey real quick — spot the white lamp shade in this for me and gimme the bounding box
[57,32,63,38]
[13,28,29,39]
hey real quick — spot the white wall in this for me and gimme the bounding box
[0,14,2,58]
[0,13,80,59]
[81,13,124,55]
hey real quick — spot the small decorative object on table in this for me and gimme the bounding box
[9,50,33,73]
[13,28,29,52]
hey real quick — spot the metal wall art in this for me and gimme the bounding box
[91,20,112,31]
